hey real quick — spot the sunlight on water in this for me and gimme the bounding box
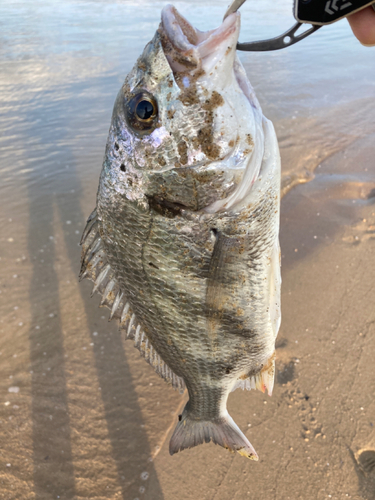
[0,0,374,207]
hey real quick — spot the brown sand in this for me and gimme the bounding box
[1,128,374,500]
[144,133,375,500]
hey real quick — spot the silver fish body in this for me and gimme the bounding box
[80,5,281,460]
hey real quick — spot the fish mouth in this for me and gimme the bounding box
[159,5,268,215]
[160,4,240,73]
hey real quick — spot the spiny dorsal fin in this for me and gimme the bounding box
[80,209,185,394]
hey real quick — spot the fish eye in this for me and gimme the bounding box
[126,91,158,134]
[136,100,155,120]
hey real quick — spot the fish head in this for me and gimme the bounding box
[100,4,266,214]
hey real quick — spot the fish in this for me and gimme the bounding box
[80,4,281,461]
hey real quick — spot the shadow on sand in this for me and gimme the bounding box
[26,79,164,499]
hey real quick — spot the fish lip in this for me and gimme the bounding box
[160,4,240,67]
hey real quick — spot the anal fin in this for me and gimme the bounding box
[231,353,275,396]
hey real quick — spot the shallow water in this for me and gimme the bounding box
[0,0,374,498]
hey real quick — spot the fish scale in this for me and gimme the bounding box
[80,5,281,460]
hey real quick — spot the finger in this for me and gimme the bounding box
[347,5,375,46]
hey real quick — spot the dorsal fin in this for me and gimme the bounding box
[80,209,185,393]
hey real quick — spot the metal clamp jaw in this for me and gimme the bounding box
[236,22,322,52]
[225,0,375,51]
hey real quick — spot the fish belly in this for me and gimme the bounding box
[98,179,278,400]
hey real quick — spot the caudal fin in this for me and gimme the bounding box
[169,408,258,460]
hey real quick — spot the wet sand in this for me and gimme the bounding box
[1,112,374,500]
[144,132,375,500]
[1,1,375,499]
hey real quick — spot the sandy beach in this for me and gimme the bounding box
[144,131,375,500]
[0,1,374,499]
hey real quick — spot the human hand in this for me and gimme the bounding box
[347,5,375,46]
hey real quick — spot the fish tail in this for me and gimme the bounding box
[169,405,258,460]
